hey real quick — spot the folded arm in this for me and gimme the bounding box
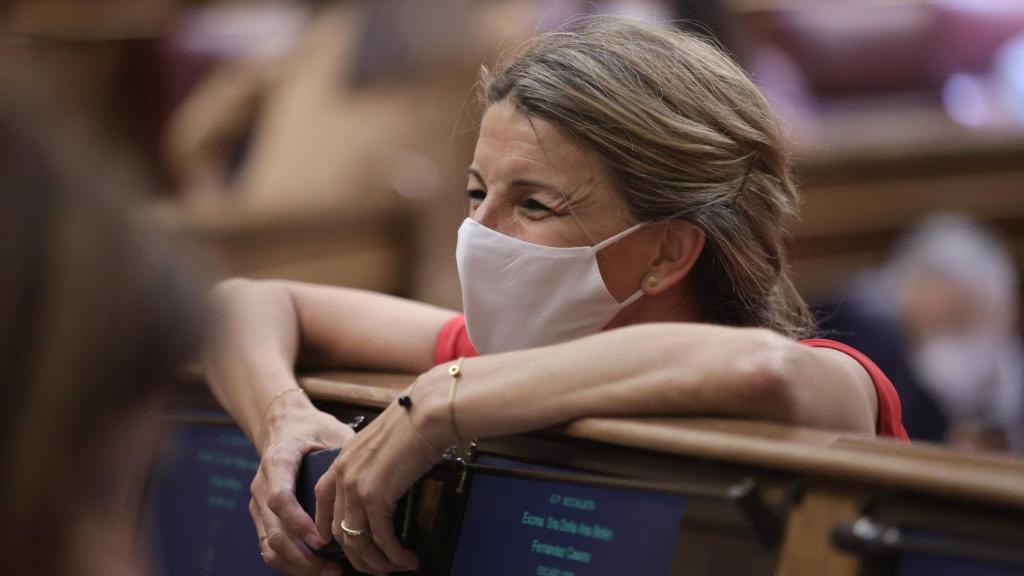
[331,321,879,572]
[204,278,456,576]
[417,322,879,446]
[205,278,455,444]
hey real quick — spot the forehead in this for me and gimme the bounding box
[474,100,597,183]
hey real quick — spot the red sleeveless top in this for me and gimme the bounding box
[435,316,909,440]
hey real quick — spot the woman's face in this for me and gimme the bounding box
[467,100,655,301]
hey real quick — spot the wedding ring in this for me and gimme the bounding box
[339,519,367,537]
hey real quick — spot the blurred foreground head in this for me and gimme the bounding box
[0,83,204,574]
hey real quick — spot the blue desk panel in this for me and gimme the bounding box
[452,455,687,576]
[146,421,278,576]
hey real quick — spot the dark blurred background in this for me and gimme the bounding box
[3,0,1023,451]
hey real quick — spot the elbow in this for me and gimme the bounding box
[206,276,299,337]
[209,277,254,306]
[738,330,875,433]
[208,277,288,312]
[205,278,255,347]
[739,329,802,425]
[206,277,289,338]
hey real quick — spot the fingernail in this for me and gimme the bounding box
[304,533,322,549]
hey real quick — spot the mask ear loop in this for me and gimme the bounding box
[594,222,650,306]
[593,222,648,252]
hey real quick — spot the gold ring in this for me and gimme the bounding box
[339,519,367,537]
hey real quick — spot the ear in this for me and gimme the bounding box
[641,221,705,296]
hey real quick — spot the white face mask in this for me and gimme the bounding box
[456,217,646,354]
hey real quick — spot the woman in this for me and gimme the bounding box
[205,16,907,576]
[0,85,204,574]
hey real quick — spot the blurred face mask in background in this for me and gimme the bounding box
[456,218,645,354]
[910,330,1002,421]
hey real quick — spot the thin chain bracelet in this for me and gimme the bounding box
[257,387,307,451]
[447,357,468,444]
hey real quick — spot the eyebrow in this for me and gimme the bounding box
[467,166,560,194]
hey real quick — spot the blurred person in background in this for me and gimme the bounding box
[164,0,556,309]
[165,0,484,209]
[820,214,1024,451]
[0,82,204,575]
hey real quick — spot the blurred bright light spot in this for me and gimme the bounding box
[178,2,310,60]
[996,34,1024,125]
[942,73,992,127]
[935,0,1024,16]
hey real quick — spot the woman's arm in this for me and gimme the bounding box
[206,278,455,442]
[429,322,878,441]
[204,278,456,576]
[327,322,878,572]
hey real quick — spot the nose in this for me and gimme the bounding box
[470,198,505,234]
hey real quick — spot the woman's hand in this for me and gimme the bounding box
[251,399,355,576]
[314,367,453,575]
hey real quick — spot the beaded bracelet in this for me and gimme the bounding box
[398,376,446,455]
[397,357,469,452]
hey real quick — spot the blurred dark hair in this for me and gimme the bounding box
[0,83,204,574]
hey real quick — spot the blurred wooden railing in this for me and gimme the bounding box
[170,370,1024,576]
[790,104,1024,304]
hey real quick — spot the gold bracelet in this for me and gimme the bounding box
[447,357,467,443]
[262,387,306,422]
[257,387,307,451]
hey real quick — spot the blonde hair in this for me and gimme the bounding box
[482,16,815,338]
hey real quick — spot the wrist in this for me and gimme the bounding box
[258,387,318,452]
[410,366,458,451]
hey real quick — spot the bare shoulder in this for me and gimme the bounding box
[807,346,879,423]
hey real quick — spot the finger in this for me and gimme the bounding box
[345,536,394,576]
[249,499,271,565]
[258,493,341,576]
[339,486,402,575]
[313,469,337,545]
[341,526,394,575]
[319,420,356,447]
[263,449,323,550]
[333,479,379,575]
[331,471,349,546]
[332,478,374,574]
[366,500,418,572]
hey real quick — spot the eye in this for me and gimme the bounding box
[467,189,486,202]
[521,198,552,213]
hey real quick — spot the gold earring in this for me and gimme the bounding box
[647,275,659,288]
